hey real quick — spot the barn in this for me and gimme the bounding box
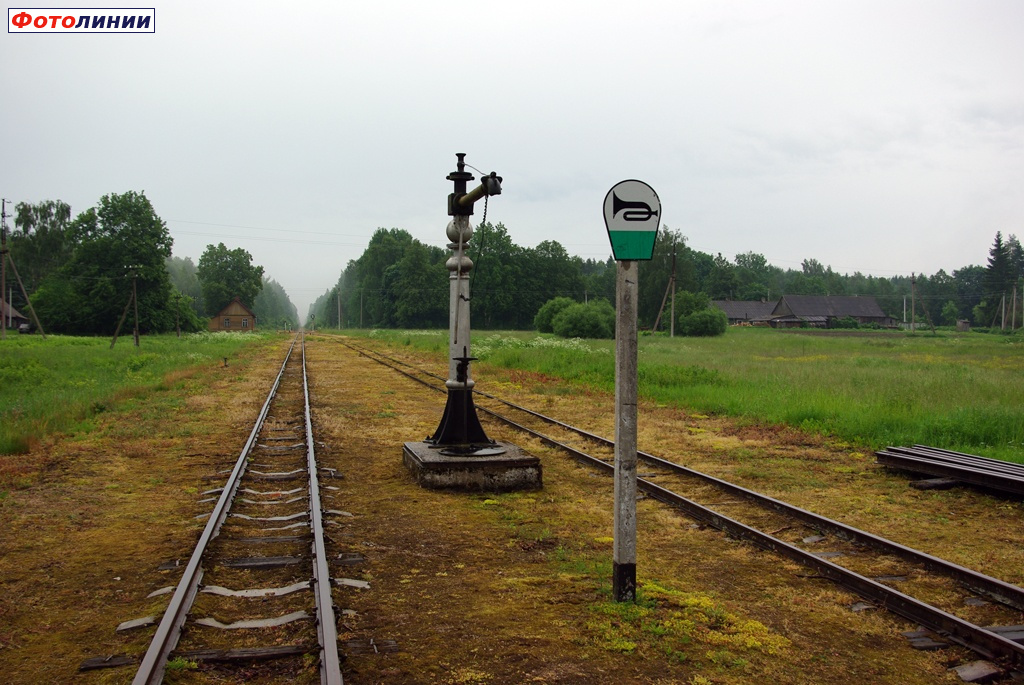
[769,295,896,329]
[209,297,257,332]
[712,300,776,325]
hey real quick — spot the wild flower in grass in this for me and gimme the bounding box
[473,334,600,359]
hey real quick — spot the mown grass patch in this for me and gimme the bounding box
[0,332,282,478]
[353,328,1024,463]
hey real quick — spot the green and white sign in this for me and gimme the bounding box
[603,180,661,261]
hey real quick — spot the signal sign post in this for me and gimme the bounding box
[603,180,661,602]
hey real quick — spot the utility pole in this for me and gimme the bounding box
[670,247,677,338]
[132,269,140,347]
[174,293,184,338]
[1014,280,1020,331]
[1,198,8,341]
[111,267,139,349]
[651,246,676,335]
[0,199,45,339]
[910,273,916,333]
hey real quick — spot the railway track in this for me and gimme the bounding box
[335,336,1024,673]
[131,334,344,684]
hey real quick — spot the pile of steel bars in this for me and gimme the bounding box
[875,445,1024,497]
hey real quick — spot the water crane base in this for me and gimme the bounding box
[403,441,542,492]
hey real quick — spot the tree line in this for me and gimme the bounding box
[309,224,1024,331]
[6,194,298,335]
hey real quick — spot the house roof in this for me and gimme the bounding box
[712,300,776,321]
[773,295,886,319]
[213,297,256,318]
[1,300,27,320]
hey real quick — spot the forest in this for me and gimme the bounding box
[8,193,1020,336]
[308,223,1024,332]
[6,196,299,334]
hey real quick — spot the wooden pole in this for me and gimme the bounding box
[613,259,638,602]
[132,273,140,347]
[911,273,916,332]
[670,249,676,338]
[1,199,7,341]
[651,275,672,333]
[110,292,134,349]
[1013,283,1019,331]
[5,252,45,339]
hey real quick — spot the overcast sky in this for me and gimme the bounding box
[3,1,1022,317]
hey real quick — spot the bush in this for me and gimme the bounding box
[552,300,615,339]
[676,291,711,318]
[832,316,859,329]
[677,308,727,337]
[534,297,577,333]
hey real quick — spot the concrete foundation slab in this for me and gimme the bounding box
[403,441,542,492]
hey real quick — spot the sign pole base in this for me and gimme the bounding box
[612,562,636,602]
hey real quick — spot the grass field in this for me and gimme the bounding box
[0,332,275,469]
[352,327,1024,464]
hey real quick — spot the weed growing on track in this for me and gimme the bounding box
[356,327,1024,463]
[0,332,277,479]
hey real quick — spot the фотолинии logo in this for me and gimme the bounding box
[8,8,156,33]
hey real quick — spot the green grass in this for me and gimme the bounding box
[0,331,280,457]
[358,327,1024,463]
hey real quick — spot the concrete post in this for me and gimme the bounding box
[613,259,638,602]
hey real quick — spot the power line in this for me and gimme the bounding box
[167,219,372,239]
[170,229,368,247]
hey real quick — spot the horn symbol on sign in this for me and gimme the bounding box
[612,192,659,222]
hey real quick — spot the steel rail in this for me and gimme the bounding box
[133,337,298,685]
[895,445,1024,478]
[883,446,1024,479]
[339,338,1024,666]
[877,448,1024,497]
[303,337,344,684]
[341,339,1024,611]
[911,445,1024,475]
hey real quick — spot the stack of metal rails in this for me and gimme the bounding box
[876,445,1024,497]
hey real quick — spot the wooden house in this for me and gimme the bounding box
[769,295,896,328]
[1,300,29,330]
[209,297,257,332]
[712,300,776,325]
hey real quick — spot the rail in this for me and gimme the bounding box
[133,334,343,684]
